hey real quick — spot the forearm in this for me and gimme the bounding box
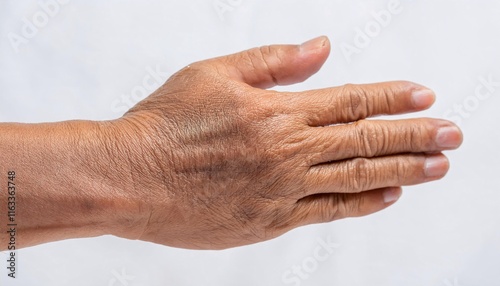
[0,120,144,249]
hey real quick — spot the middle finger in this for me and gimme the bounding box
[302,118,462,165]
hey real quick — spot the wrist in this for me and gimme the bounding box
[74,119,151,241]
[0,120,147,248]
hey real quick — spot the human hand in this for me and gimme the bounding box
[107,36,462,249]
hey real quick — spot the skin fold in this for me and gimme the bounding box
[0,36,463,250]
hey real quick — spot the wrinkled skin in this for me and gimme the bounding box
[105,36,462,249]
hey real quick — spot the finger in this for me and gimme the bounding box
[289,81,436,126]
[304,118,463,165]
[203,36,331,89]
[290,187,402,226]
[303,153,449,196]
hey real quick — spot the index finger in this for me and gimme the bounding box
[286,81,436,126]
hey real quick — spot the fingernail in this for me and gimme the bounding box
[424,155,449,177]
[436,126,462,149]
[300,36,328,53]
[411,89,436,109]
[383,187,402,203]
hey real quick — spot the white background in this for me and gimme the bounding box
[1,1,499,285]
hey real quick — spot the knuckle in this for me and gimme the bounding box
[393,155,425,184]
[334,193,364,220]
[298,194,340,223]
[392,156,416,184]
[407,122,425,150]
[248,45,282,85]
[340,83,370,120]
[396,121,433,152]
[344,158,374,192]
[253,46,270,69]
[393,157,408,181]
[257,45,285,67]
[265,200,296,232]
[353,121,380,157]
[244,102,306,163]
[320,195,340,222]
[257,45,273,57]
[379,85,398,114]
